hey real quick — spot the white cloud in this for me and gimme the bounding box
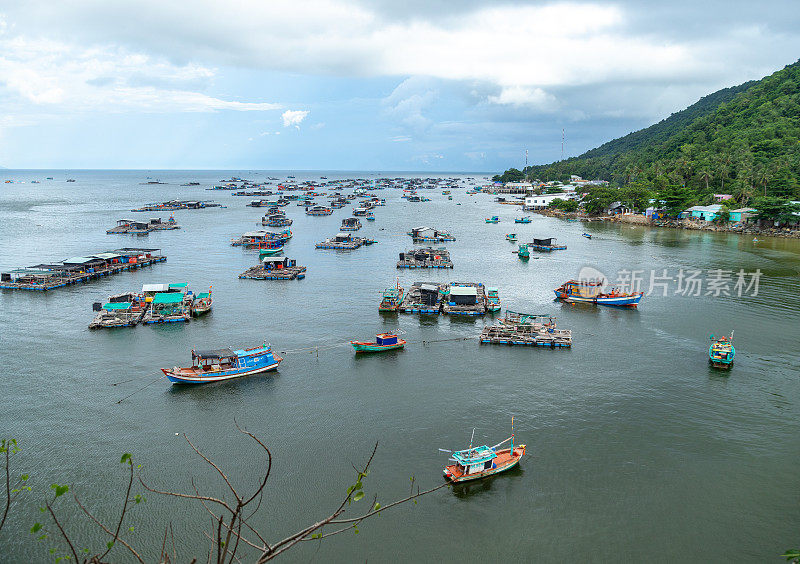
[281,109,309,128]
[0,26,282,117]
[487,86,559,111]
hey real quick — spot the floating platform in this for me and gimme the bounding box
[442,282,487,315]
[1,249,166,291]
[316,233,365,249]
[399,282,444,314]
[481,312,572,347]
[397,248,453,269]
[239,257,306,280]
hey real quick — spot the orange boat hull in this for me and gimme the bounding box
[443,445,526,482]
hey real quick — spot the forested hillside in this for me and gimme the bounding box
[524,60,800,200]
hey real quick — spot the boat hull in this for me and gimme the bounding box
[351,341,405,353]
[554,290,643,307]
[162,359,281,384]
[444,446,525,483]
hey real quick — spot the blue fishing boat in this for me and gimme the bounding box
[582,233,592,239]
[554,279,643,307]
[485,216,499,223]
[162,343,282,384]
[514,217,531,224]
[709,332,735,369]
[506,233,517,242]
[516,244,530,260]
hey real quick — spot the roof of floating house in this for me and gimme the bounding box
[102,302,132,310]
[169,283,188,289]
[142,283,169,293]
[449,286,478,296]
[151,292,184,305]
[63,256,101,264]
[92,252,122,260]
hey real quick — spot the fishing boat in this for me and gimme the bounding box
[528,237,567,252]
[366,212,376,221]
[192,287,213,316]
[350,333,406,353]
[514,217,532,224]
[709,332,735,369]
[506,233,517,242]
[516,244,530,260]
[306,205,333,216]
[162,343,282,384]
[485,216,499,223]
[379,282,404,312]
[442,421,525,483]
[486,288,501,312]
[258,246,284,257]
[582,233,592,239]
[553,279,643,307]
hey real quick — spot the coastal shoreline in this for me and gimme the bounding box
[532,208,800,239]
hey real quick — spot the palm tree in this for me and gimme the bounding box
[697,168,713,192]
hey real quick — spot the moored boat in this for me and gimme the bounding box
[485,216,499,223]
[350,333,406,353]
[554,279,643,307]
[379,282,404,312]
[191,286,213,316]
[486,287,501,312]
[506,233,517,242]
[443,421,525,483]
[709,332,735,369]
[517,244,530,259]
[162,343,282,384]
[582,233,592,239]
[514,217,532,224]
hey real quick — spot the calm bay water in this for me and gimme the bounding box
[0,170,798,562]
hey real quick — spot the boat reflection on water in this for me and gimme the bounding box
[450,464,524,499]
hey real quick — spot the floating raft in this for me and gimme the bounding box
[397,248,453,269]
[316,233,365,249]
[1,249,166,291]
[442,282,487,315]
[239,265,306,280]
[399,281,444,314]
[481,312,572,347]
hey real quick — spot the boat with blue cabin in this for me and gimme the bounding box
[350,333,406,353]
[443,421,525,483]
[554,279,643,307]
[515,217,532,224]
[485,216,499,223]
[162,343,282,384]
[709,332,735,369]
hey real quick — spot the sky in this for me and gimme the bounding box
[0,1,799,171]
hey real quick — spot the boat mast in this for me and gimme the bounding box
[510,416,514,453]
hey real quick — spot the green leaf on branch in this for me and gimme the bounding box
[50,484,68,497]
[353,491,364,502]
[31,523,42,534]
[120,453,131,464]
[373,502,380,511]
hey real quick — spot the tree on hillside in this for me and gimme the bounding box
[753,196,800,224]
[659,184,697,217]
[492,168,525,183]
[582,186,618,215]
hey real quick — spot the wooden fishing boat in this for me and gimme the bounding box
[517,244,530,259]
[162,344,281,384]
[350,333,406,353]
[506,233,517,242]
[486,288,501,312]
[366,213,376,221]
[485,216,499,223]
[709,332,735,369]
[379,283,404,312]
[554,279,643,307]
[443,422,525,483]
[192,287,213,316]
[514,217,532,224]
[582,233,592,239]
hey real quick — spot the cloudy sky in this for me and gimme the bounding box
[0,1,798,170]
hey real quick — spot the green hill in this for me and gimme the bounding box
[524,60,800,199]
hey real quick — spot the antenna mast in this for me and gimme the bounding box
[561,129,565,160]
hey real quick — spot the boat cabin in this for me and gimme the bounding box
[261,256,291,269]
[333,232,353,243]
[192,348,236,370]
[375,334,398,346]
[560,279,603,298]
[452,445,497,475]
